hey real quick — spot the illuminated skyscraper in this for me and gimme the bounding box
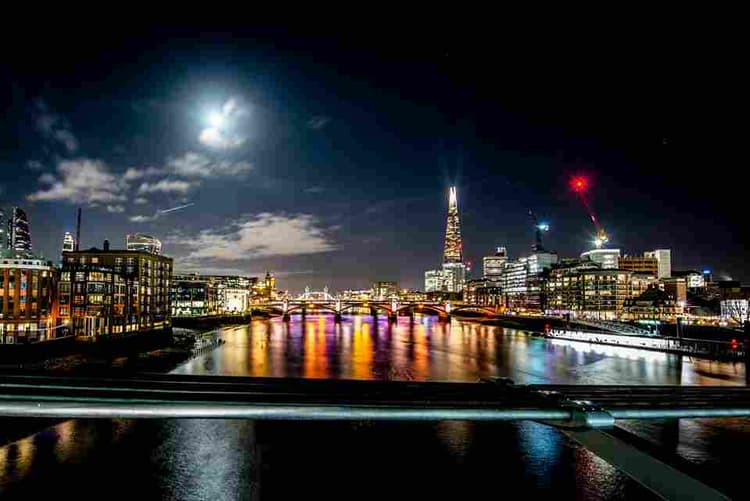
[0,209,6,249]
[62,232,75,253]
[8,207,32,253]
[442,186,463,264]
[126,233,162,255]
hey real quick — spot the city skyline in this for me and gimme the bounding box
[1,26,745,291]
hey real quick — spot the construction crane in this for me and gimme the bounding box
[570,176,609,248]
[528,210,550,252]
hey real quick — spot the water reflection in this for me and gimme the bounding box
[1,316,748,499]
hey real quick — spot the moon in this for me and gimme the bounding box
[208,111,224,128]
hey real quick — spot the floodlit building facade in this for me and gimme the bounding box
[0,250,60,344]
[644,249,672,278]
[60,243,172,337]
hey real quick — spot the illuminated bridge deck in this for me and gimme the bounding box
[1,374,750,422]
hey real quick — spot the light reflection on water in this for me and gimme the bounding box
[1,315,748,499]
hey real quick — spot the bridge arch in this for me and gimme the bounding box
[338,302,394,316]
[451,305,499,316]
[396,304,447,316]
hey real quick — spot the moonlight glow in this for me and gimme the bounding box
[208,112,225,128]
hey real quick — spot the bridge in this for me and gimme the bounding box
[1,374,747,499]
[250,298,499,322]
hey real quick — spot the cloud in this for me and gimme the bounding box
[134,197,149,205]
[123,166,163,181]
[106,205,125,213]
[38,173,57,184]
[307,115,330,130]
[304,186,325,194]
[168,213,337,261]
[137,179,193,194]
[199,128,246,150]
[198,97,247,149]
[167,152,252,178]
[129,214,156,223]
[26,160,44,171]
[27,159,127,204]
[34,100,78,153]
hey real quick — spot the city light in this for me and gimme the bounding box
[537,222,550,232]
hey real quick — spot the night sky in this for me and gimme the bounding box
[1,23,744,291]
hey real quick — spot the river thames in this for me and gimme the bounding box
[1,316,748,499]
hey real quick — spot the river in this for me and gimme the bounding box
[1,315,748,499]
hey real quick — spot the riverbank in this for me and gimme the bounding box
[0,326,224,447]
[454,313,745,342]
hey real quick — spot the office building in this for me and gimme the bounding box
[618,255,658,276]
[673,270,706,289]
[503,250,558,310]
[339,289,373,301]
[0,250,60,344]
[7,207,32,253]
[720,299,749,324]
[59,242,172,337]
[171,273,260,315]
[580,248,620,269]
[62,231,75,253]
[483,247,507,279]
[0,210,6,250]
[644,249,671,279]
[623,286,684,321]
[442,262,466,293]
[171,275,217,316]
[546,261,635,320]
[126,233,162,255]
[372,281,398,300]
[661,277,687,305]
[464,278,503,306]
[425,269,451,293]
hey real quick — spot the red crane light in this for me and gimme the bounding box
[570,176,589,193]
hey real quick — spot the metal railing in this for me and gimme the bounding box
[0,374,742,499]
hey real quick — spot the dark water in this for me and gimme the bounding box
[1,315,748,499]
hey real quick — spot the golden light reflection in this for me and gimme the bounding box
[250,323,270,377]
[352,320,373,380]
[304,317,329,378]
[412,322,429,380]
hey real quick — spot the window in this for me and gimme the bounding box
[61,272,71,281]
[80,257,87,264]
[91,257,99,264]
[88,295,104,304]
